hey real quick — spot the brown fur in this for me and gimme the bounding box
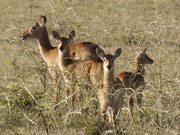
[53,30,104,110]
[69,42,101,61]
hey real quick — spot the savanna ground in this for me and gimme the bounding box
[0,0,180,134]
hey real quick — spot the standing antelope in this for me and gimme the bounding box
[117,48,153,118]
[52,31,104,110]
[21,16,102,104]
[96,48,124,123]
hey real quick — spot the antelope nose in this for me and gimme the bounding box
[59,46,64,51]
[21,35,24,40]
[151,59,154,64]
[107,65,111,70]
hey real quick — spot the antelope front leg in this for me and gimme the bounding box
[71,90,75,111]
[137,89,143,120]
[128,95,134,119]
[65,87,70,112]
[68,86,75,111]
[53,75,61,110]
[79,89,84,114]
[51,70,61,103]
[137,84,145,120]
[100,104,107,122]
[101,110,107,122]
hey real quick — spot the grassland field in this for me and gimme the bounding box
[0,0,180,134]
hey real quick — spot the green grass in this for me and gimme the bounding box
[0,0,180,134]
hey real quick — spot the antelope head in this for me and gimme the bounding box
[21,16,48,40]
[96,47,121,71]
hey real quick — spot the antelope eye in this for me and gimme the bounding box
[31,26,36,32]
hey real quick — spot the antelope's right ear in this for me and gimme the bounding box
[139,47,147,54]
[40,16,47,26]
[112,48,121,62]
[143,47,147,53]
[69,30,75,38]
[96,47,105,60]
[52,31,60,41]
[114,48,121,57]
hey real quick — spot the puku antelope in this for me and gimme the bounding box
[53,31,104,110]
[117,48,153,118]
[96,47,124,123]
[21,16,102,104]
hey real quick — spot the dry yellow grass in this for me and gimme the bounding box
[0,0,179,134]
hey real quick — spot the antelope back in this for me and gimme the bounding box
[69,42,102,61]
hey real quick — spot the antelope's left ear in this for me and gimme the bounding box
[40,16,47,26]
[96,47,105,60]
[69,30,75,38]
[143,47,147,53]
[112,48,121,61]
[52,31,60,42]
[52,31,60,39]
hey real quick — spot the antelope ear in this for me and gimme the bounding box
[143,47,147,53]
[139,47,147,54]
[40,16,47,26]
[69,30,75,38]
[112,48,121,61]
[52,31,60,41]
[96,47,105,60]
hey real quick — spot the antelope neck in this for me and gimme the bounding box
[38,27,55,52]
[59,47,72,70]
[135,58,145,75]
[102,70,114,89]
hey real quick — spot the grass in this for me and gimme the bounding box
[0,0,180,134]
